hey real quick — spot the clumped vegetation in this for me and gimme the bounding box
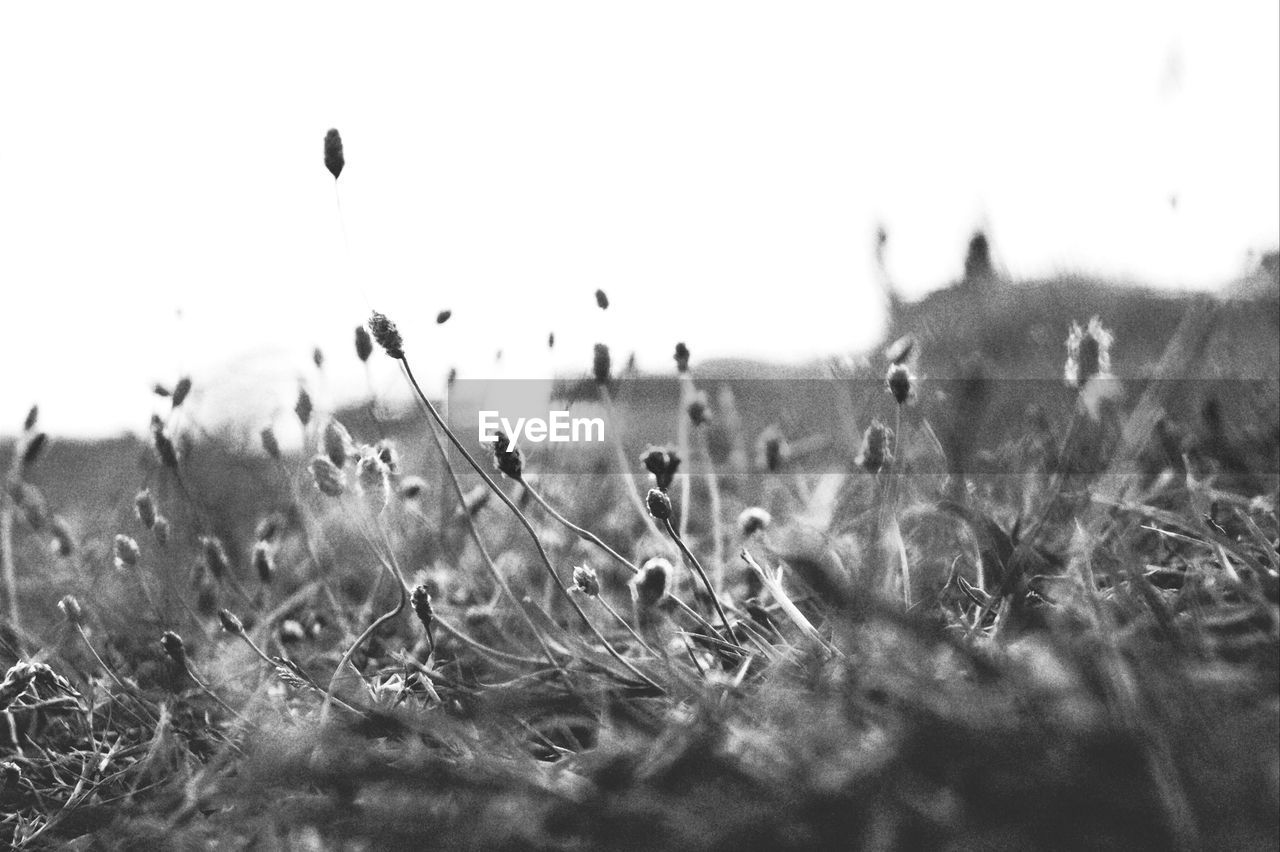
[0,133,1276,850]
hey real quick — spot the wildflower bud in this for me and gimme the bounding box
[355,446,391,505]
[856,420,893,474]
[354,325,373,362]
[252,541,274,584]
[646,487,672,521]
[687,391,710,427]
[313,347,325,369]
[592,343,611,385]
[548,332,556,349]
[631,557,670,610]
[310,455,346,497]
[1065,316,1113,390]
[58,594,83,627]
[367,311,405,360]
[294,387,313,426]
[492,431,524,480]
[201,536,229,579]
[160,631,186,666]
[153,383,171,398]
[375,440,399,473]
[737,507,772,537]
[399,475,427,500]
[171,376,192,408]
[22,405,38,432]
[572,565,600,597]
[134,489,157,529]
[886,363,913,405]
[153,515,171,546]
[674,342,690,373]
[436,309,452,324]
[595,288,609,310]
[641,446,680,490]
[21,433,47,468]
[758,426,788,473]
[151,421,180,469]
[113,534,140,569]
[321,417,354,468]
[260,426,281,460]
[324,128,344,179]
[411,585,434,633]
[50,517,74,557]
[218,608,244,635]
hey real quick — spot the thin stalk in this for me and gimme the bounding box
[399,357,663,694]
[522,479,637,576]
[676,373,695,538]
[662,518,739,649]
[694,427,726,591]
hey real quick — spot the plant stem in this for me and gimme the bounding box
[662,518,739,649]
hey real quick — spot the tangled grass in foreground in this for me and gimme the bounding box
[0,303,1275,851]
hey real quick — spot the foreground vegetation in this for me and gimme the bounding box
[0,135,1275,849]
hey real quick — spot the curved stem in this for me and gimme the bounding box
[523,479,637,576]
[399,358,663,694]
[663,518,739,648]
[321,582,406,722]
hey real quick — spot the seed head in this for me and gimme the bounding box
[310,455,346,497]
[313,347,325,369]
[58,594,84,627]
[548,332,556,349]
[646,487,673,521]
[674,342,691,373]
[160,631,186,666]
[885,334,917,366]
[294,387,314,427]
[321,417,354,468]
[375,439,399,473]
[260,425,281,460]
[492,431,524,481]
[631,557,670,610]
[21,433,47,468]
[113,534,140,569]
[219,608,245,635]
[595,288,610,310]
[22,405,38,432]
[14,483,47,530]
[436,309,452,324]
[354,325,373,362]
[1065,316,1113,389]
[886,363,914,405]
[410,585,434,633]
[153,515,171,546]
[252,541,274,584]
[758,426,789,473]
[323,128,344,179]
[354,446,392,506]
[592,343,611,385]
[153,383,171,398]
[856,420,893,474]
[134,489,157,529]
[687,390,710,427]
[737,507,772,537]
[171,377,192,408]
[572,565,600,597]
[367,312,405,360]
[150,419,179,469]
[641,446,680,490]
[201,536,230,579]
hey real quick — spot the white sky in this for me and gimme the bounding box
[1,2,1277,438]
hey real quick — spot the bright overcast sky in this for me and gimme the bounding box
[1,2,1277,438]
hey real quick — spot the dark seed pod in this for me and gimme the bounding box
[313,347,325,369]
[21,433,47,468]
[593,344,611,385]
[367,312,405,360]
[134,490,157,529]
[641,446,680,490]
[411,585,434,634]
[219,609,245,635]
[252,542,274,585]
[22,405,38,432]
[160,632,186,667]
[436,310,452,324]
[674,343,690,373]
[646,487,672,521]
[295,387,314,427]
[171,377,192,408]
[631,557,670,610]
[355,325,373,362]
[492,431,524,481]
[886,364,913,405]
[260,426,281,461]
[201,536,230,579]
[595,289,609,310]
[324,128,344,179]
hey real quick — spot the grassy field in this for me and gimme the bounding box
[0,271,1277,850]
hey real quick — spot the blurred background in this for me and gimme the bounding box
[1,1,1277,438]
